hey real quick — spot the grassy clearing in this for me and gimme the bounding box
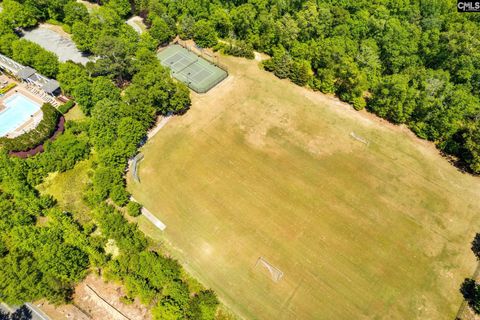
[37,157,93,223]
[128,56,480,319]
[64,104,86,122]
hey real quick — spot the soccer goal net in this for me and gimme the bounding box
[255,257,284,282]
[350,131,369,145]
[131,153,144,182]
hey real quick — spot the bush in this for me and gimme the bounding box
[126,201,142,217]
[58,100,76,114]
[0,83,16,95]
[217,41,254,60]
[0,103,61,152]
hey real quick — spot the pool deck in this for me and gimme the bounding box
[0,74,60,138]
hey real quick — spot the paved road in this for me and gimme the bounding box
[0,303,50,320]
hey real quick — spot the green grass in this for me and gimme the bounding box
[64,104,86,122]
[128,56,480,320]
[37,157,93,223]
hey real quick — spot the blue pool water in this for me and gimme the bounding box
[0,93,41,137]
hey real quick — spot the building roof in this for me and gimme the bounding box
[0,53,23,74]
[0,53,60,95]
[16,66,36,79]
[41,79,60,94]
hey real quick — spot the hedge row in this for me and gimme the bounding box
[0,83,17,95]
[58,100,75,114]
[0,103,60,151]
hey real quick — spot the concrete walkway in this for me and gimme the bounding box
[147,115,171,139]
[130,197,167,231]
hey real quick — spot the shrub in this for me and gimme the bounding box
[126,201,142,217]
[0,83,16,95]
[217,41,254,59]
[58,100,76,114]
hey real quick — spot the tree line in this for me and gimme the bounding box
[129,0,479,173]
[0,1,217,319]
[1,0,479,318]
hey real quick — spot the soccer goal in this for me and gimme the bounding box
[350,131,369,145]
[255,257,284,282]
[131,153,144,182]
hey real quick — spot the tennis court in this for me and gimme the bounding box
[157,45,228,93]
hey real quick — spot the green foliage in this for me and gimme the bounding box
[125,0,480,172]
[216,41,254,60]
[0,183,93,305]
[27,125,91,182]
[193,20,218,48]
[0,3,207,315]
[188,290,219,320]
[149,16,175,45]
[0,104,60,152]
[11,39,59,77]
[126,201,142,217]
[464,124,480,174]
[93,204,147,253]
[461,278,480,314]
[368,74,417,124]
[1,0,37,28]
[63,2,89,26]
[58,101,76,114]
[0,82,16,95]
[106,0,132,18]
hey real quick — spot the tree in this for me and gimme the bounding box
[11,39,59,77]
[464,124,480,173]
[149,16,174,45]
[106,0,131,18]
[63,2,89,26]
[263,46,292,79]
[72,21,94,52]
[472,233,480,261]
[91,77,121,105]
[379,18,421,74]
[188,290,219,320]
[10,306,32,320]
[193,20,218,48]
[275,14,299,49]
[92,35,136,83]
[179,14,195,39]
[167,84,191,115]
[461,278,480,314]
[1,0,37,28]
[289,59,312,87]
[126,201,142,217]
[368,74,418,124]
[210,7,232,38]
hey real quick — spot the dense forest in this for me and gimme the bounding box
[0,0,479,318]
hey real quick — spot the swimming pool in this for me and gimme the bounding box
[0,93,41,137]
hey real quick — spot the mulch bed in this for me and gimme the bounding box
[9,116,65,158]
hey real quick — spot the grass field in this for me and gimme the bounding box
[128,56,480,319]
[37,157,92,223]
